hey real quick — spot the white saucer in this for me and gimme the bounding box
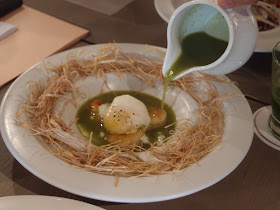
[253,106,280,151]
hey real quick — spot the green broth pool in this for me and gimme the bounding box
[76,91,176,148]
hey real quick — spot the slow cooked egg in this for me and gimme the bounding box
[102,95,151,135]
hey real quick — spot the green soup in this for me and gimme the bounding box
[76,91,176,148]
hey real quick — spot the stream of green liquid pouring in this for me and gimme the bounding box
[161,31,228,109]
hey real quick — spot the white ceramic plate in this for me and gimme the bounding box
[0,44,253,203]
[0,195,103,210]
[154,0,280,52]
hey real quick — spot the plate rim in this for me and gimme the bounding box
[0,195,103,209]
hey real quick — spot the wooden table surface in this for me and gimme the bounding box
[0,0,279,209]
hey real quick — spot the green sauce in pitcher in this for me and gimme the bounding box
[161,32,228,108]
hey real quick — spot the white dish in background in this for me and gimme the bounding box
[0,195,103,210]
[154,0,280,52]
[0,44,253,203]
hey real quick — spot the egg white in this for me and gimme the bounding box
[103,95,151,134]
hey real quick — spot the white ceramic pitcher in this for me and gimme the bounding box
[162,0,258,80]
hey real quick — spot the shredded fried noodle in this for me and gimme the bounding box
[16,44,231,180]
